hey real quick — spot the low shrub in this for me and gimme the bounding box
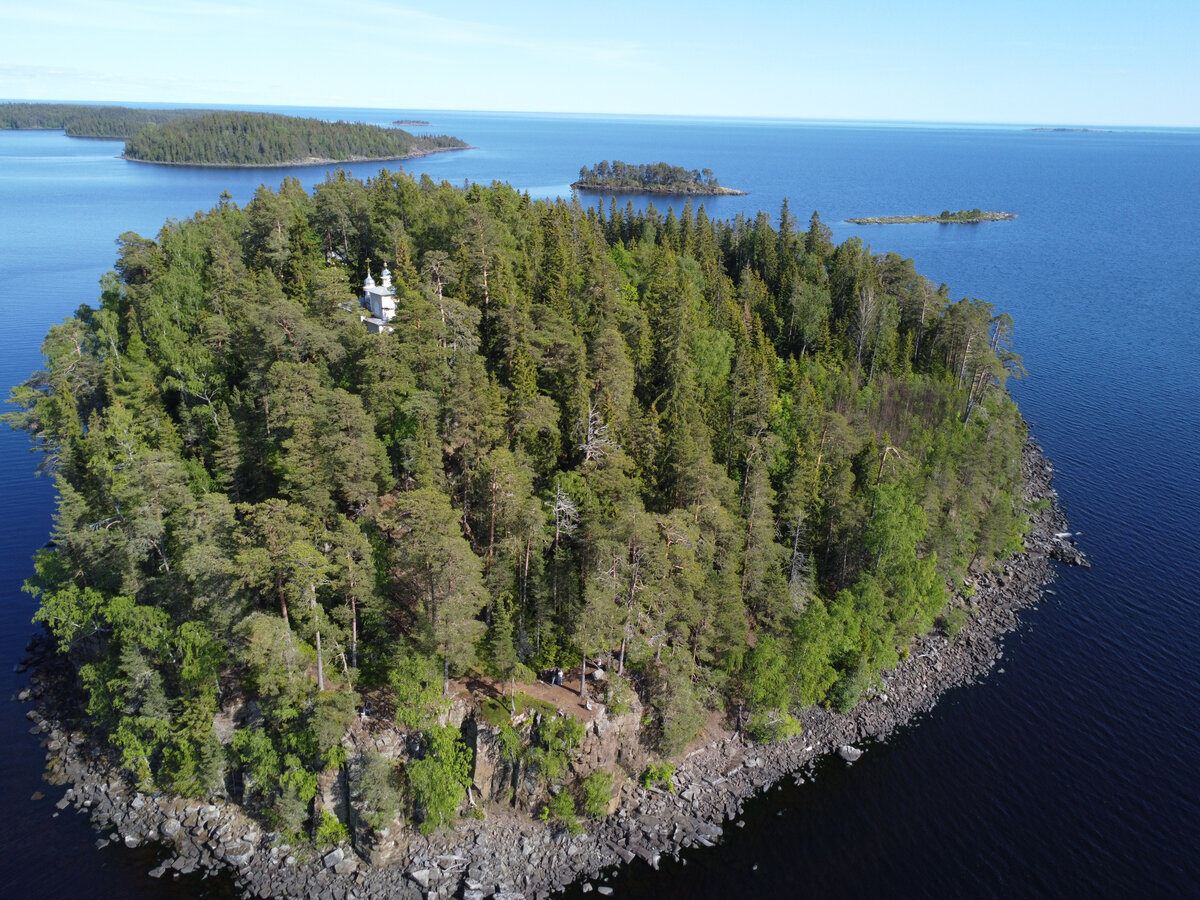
[941,605,970,636]
[581,769,613,818]
[315,810,349,847]
[640,761,675,792]
[539,789,582,834]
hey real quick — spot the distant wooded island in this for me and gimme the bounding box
[0,103,468,167]
[572,160,746,195]
[0,102,212,139]
[393,119,431,127]
[847,209,1016,225]
[123,111,468,167]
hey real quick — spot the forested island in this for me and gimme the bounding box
[573,160,746,195]
[9,172,1035,892]
[122,111,468,166]
[0,104,468,166]
[848,209,1016,225]
[0,102,212,138]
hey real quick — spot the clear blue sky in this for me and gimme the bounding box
[3,0,1196,126]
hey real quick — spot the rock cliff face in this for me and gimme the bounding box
[464,700,644,804]
[17,440,1083,900]
[361,689,647,871]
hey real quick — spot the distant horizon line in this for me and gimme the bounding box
[2,97,1195,132]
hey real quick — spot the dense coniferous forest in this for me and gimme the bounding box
[122,112,468,166]
[6,172,1028,837]
[573,160,744,194]
[0,104,467,166]
[0,102,212,138]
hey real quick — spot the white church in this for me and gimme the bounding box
[359,264,397,334]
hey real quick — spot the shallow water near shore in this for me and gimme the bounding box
[2,111,1199,897]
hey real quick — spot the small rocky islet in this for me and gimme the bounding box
[571,160,746,195]
[847,208,1016,225]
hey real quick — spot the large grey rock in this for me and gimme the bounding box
[837,744,863,762]
[226,841,256,866]
[408,868,431,889]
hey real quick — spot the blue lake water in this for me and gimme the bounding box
[1,109,1198,897]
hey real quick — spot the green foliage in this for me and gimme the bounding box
[407,725,471,834]
[123,111,466,166]
[940,605,970,637]
[232,724,320,833]
[601,675,634,716]
[277,766,320,835]
[158,690,224,796]
[743,635,802,743]
[357,751,404,831]
[479,697,512,728]
[379,487,486,693]
[7,165,1033,821]
[479,691,555,727]
[232,728,280,796]
[483,593,536,706]
[829,655,873,713]
[312,690,358,769]
[640,762,676,792]
[30,583,111,656]
[389,653,448,731]
[521,695,559,720]
[790,600,840,707]
[747,709,802,743]
[496,722,523,764]
[528,714,585,784]
[315,810,350,847]
[0,102,211,137]
[647,648,706,756]
[581,769,614,818]
[236,613,308,703]
[575,160,730,194]
[539,789,583,834]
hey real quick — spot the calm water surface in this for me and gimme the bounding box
[1,109,1197,897]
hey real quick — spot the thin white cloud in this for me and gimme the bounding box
[8,0,258,35]
[3,0,1194,125]
[0,64,88,80]
[312,2,651,71]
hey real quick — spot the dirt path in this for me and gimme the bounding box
[453,671,600,725]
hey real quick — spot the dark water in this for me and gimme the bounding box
[1,110,1197,897]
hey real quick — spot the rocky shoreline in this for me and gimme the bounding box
[14,440,1084,900]
[847,211,1016,225]
[119,144,472,169]
[571,183,747,196]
